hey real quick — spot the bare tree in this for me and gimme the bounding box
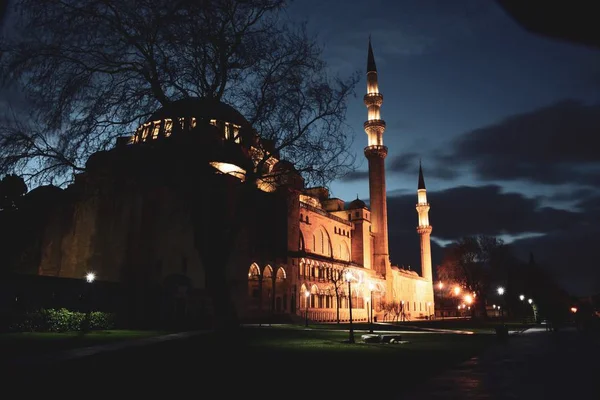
[0,0,358,187]
[328,267,348,324]
[0,0,358,331]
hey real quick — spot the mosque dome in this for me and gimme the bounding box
[348,197,367,210]
[146,98,251,129]
[129,97,253,145]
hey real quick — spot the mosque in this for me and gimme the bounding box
[32,41,435,325]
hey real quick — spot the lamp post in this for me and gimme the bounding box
[369,283,374,333]
[346,271,355,343]
[497,286,505,322]
[83,272,95,334]
[304,290,310,328]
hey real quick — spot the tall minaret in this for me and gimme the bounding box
[364,39,390,276]
[416,161,433,282]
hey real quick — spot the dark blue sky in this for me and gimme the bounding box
[289,0,600,296]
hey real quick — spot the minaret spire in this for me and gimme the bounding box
[416,163,433,283]
[418,160,426,190]
[363,39,389,277]
[367,36,377,73]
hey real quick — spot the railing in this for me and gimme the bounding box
[300,202,353,226]
[298,308,368,323]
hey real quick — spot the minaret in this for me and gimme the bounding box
[364,39,389,276]
[416,161,433,282]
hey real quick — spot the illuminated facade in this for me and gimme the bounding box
[34,40,434,324]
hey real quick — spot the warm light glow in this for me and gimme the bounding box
[453,286,461,296]
[417,190,428,206]
[457,305,461,310]
[369,282,375,291]
[571,307,578,313]
[345,271,353,282]
[497,287,505,295]
[493,304,496,309]
[427,302,431,306]
[528,298,533,304]
[209,162,246,180]
[86,272,96,283]
[464,294,473,305]
[304,290,310,298]
[438,282,443,290]
[519,294,525,301]
[473,293,476,298]
[367,106,380,120]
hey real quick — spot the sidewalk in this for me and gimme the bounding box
[404,326,600,399]
[8,330,208,366]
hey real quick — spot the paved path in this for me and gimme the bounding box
[404,326,600,399]
[8,330,208,366]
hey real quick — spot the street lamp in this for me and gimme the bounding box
[82,272,96,334]
[345,271,355,343]
[497,287,505,321]
[519,294,525,301]
[368,282,375,333]
[528,298,533,304]
[304,290,310,327]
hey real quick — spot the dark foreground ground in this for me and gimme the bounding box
[6,323,600,398]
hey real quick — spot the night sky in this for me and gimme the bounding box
[1,1,599,296]
[289,0,600,296]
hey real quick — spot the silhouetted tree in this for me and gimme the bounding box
[0,174,27,211]
[0,0,357,186]
[1,0,358,331]
[437,235,511,318]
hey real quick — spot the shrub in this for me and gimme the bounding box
[9,308,116,332]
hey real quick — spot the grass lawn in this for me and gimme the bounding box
[12,324,501,396]
[0,329,168,361]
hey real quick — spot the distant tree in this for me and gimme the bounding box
[329,267,348,324]
[380,299,400,322]
[437,235,511,318]
[0,174,27,211]
[1,0,358,331]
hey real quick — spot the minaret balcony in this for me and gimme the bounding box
[364,145,388,158]
[363,93,383,107]
[364,119,386,130]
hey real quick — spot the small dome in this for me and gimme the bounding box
[272,160,297,174]
[348,198,366,209]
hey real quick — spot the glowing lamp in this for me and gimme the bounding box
[497,287,505,295]
[86,272,96,283]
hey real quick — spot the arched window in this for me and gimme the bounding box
[320,230,324,254]
[248,264,260,280]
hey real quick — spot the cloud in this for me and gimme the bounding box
[386,184,600,296]
[339,170,369,182]
[438,99,600,186]
[388,184,581,241]
[510,227,600,296]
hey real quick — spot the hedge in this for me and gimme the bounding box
[9,308,115,332]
